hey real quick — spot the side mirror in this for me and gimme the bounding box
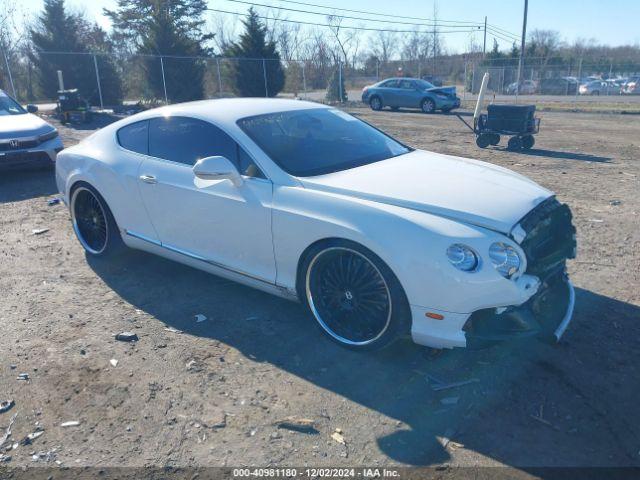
[27,104,38,113]
[193,156,243,187]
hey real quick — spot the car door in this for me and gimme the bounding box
[378,79,400,106]
[398,80,421,108]
[137,115,276,283]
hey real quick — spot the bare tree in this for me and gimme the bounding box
[370,30,398,64]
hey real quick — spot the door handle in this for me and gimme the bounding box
[140,174,157,184]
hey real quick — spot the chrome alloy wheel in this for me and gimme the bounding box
[305,247,392,346]
[71,187,109,255]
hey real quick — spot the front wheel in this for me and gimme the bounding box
[369,96,383,111]
[300,241,410,351]
[70,183,122,257]
[421,98,436,114]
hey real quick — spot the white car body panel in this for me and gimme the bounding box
[56,98,573,349]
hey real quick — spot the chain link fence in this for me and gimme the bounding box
[1,51,639,109]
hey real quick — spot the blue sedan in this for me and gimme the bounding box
[361,77,461,114]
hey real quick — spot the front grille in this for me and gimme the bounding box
[0,139,41,152]
[515,197,576,279]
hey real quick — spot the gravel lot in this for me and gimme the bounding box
[1,107,639,473]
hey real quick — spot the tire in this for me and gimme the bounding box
[476,134,491,148]
[421,98,436,114]
[369,96,383,111]
[390,106,399,111]
[298,239,410,351]
[489,133,501,145]
[521,135,535,150]
[70,182,123,257]
[507,136,523,151]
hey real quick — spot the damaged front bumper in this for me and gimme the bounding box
[463,269,575,345]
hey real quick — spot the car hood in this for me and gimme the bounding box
[0,113,54,139]
[427,86,456,96]
[299,150,553,234]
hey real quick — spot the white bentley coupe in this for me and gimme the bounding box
[56,99,576,350]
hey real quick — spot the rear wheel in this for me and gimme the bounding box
[522,135,535,150]
[300,240,410,351]
[369,96,383,111]
[70,183,122,257]
[507,136,523,151]
[421,98,436,114]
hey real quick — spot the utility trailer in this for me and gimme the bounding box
[475,104,540,151]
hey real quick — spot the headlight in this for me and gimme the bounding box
[38,129,58,143]
[446,244,479,272]
[489,242,522,279]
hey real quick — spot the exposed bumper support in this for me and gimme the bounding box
[554,279,575,341]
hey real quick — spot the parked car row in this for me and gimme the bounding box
[505,76,640,96]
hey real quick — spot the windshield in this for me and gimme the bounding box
[0,91,26,116]
[237,108,411,177]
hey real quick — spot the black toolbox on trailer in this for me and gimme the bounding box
[486,104,536,133]
[474,104,540,151]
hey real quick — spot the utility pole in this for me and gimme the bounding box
[516,0,528,86]
[432,2,438,75]
[483,16,487,56]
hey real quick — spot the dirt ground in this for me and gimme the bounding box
[0,106,639,475]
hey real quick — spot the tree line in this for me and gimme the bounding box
[1,0,639,104]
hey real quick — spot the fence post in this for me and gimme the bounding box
[93,54,104,110]
[1,41,17,100]
[160,56,168,104]
[302,62,307,99]
[462,62,467,103]
[262,59,268,97]
[376,59,379,81]
[216,57,222,94]
[338,61,343,102]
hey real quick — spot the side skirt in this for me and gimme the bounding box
[124,229,299,302]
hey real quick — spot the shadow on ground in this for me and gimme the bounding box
[88,249,640,467]
[0,167,57,203]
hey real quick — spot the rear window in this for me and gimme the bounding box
[117,121,149,155]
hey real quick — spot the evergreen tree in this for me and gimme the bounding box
[325,67,347,102]
[77,22,124,105]
[106,0,212,103]
[29,0,88,99]
[29,0,123,105]
[223,8,284,97]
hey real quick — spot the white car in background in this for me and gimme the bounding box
[0,89,63,168]
[56,99,577,351]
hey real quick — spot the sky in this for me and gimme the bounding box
[16,0,640,53]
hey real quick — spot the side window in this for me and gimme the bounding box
[148,116,265,178]
[381,79,398,88]
[399,80,414,89]
[237,145,266,179]
[149,116,231,166]
[117,120,148,155]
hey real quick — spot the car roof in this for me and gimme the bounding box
[126,98,331,126]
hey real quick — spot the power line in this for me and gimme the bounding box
[487,23,520,40]
[486,27,518,44]
[206,7,483,34]
[221,0,483,29]
[269,0,485,25]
